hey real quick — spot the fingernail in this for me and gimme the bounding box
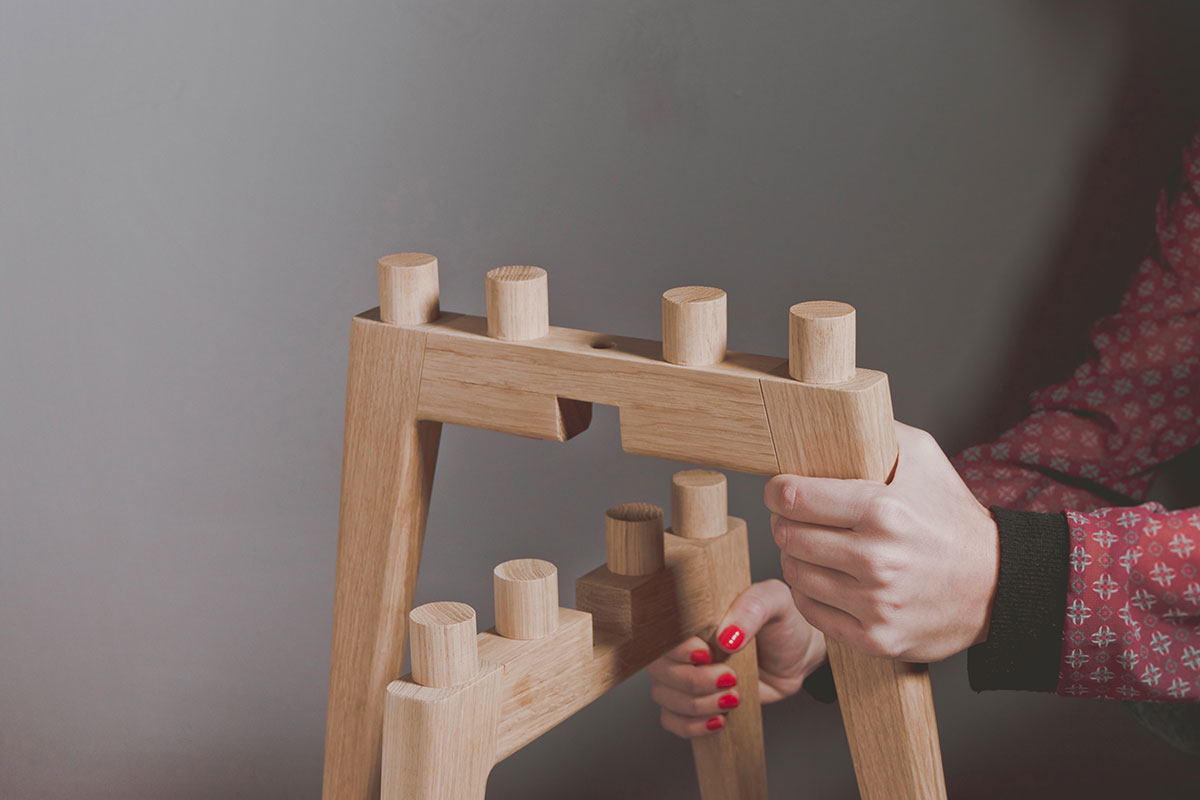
[716,672,737,689]
[718,625,745,651]
[718,693,740,710]
[690,649,712,665]
[705,716,724,731]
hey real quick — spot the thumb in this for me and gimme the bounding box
[714,579,794,653]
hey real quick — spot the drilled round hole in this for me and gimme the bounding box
[591,340,615,349]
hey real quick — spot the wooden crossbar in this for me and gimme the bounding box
[369,307,895,481]
[382,520,763,798]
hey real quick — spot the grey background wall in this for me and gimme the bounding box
[4,2,1200,798]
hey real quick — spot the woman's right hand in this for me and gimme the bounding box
[646,578,827,738]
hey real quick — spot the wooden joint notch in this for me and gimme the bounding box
[355,308,894,478]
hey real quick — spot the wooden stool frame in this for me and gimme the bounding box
[321,254,946,800]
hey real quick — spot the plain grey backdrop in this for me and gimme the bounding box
[4,1,1200,798]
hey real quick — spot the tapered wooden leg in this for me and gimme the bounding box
[825,642,944,800]
[323,315,441,800]
[668,470,768,800]
[382,665,503,800]
[759,301,947,800]
[382,602,502,800]
[689,523,767,800]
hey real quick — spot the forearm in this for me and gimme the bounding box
[969,502,1200,702]
[954,127,1200,514]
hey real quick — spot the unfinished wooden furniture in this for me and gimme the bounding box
[384,486,765,798]
[323,253,946,800]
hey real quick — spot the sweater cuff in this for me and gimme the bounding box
[967,506,1070,692]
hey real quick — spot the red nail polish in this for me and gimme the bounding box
[690,649,712,665]
[718,625,745,651]
[705,716,724,731]
[718,693,740,710]
[716,672,737,689]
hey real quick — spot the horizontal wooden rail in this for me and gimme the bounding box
[382,520,764,799]
[356,308,894,481]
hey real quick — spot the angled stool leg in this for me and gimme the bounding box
[323,256,443,800]
[760,302,946,800]
[669,471,768,800]
[382,602,502,800]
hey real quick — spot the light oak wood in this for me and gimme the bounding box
[388,310,787,474]
[789,300,856,383]
[663,469,766,799]
[765,302,946,800]
[494,558,559,640]
[323,316,442,800]
[670,469,728,540]
[662,286,727,366]
[385,517,762,798]
[689,525,767,800]
[605,502,665,576]
[485,265,548,341]
[363,309,893,476]
[760,372,897,482]
[383,662,503,800]
[479,607,595,760]
[409,601,480,688]
[577,518,743,639]
[331,275,946,800]
[378,253,440,325]
[416,376,592,442]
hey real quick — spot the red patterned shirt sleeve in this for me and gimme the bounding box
[952,128,1200,514]
[955,124,1200,700]
[1060,502,1200,701]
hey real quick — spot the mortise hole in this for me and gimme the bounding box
[591,340,615,349]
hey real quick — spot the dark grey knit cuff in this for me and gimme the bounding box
[967,506,1070,693]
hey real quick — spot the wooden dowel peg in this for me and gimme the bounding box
[662,286,727,366]
[486,265,549,341]
[670,470,728,539]
[788,301,856,384]
[605,503,665,576]
[409,601,479,688]
[378,253,440,325]
[494,558,559,640]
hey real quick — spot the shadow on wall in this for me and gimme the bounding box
[961,1,1200,457]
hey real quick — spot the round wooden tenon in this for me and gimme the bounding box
[377,253,440,325]
[494,558,559,640]
[662,286,727,366]
[409,601,479,688]
[670,470,728,539]
[788,301,856,384]
[605,502,665,576]
[486,265,549,341]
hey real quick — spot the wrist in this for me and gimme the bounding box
[800,628,829,682]
[973,507,1001,646]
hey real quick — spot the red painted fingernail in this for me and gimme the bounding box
[716,672,737,689]
[718,625,745,651]
[705,716,724,731]
[690,649,712,665]
[718,693,740,710]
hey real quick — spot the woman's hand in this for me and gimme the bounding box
[646,578,827,738]
[766,421,1000,663]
